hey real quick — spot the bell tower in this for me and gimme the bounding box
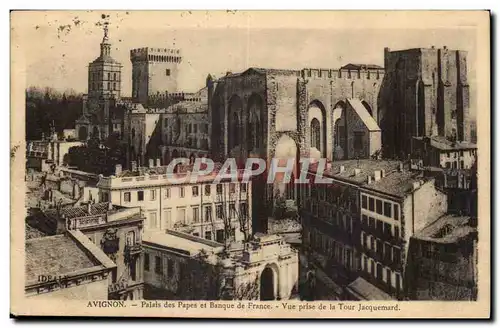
[79,20,123,140]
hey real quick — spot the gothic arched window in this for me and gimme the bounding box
[310,118,321,149]
[231,112,240,148]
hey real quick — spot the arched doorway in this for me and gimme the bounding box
[260,266,275,301]
[78,126,88,140]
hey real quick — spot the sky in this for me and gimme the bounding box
[14,11,478,116]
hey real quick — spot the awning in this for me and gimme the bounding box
[346,277,394,300]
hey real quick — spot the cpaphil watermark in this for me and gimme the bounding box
[161,157,333,185]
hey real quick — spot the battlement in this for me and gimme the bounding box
[301,67,385,81]
[130,47,182,63]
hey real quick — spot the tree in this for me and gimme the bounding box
[210,181,252,251]
[25,86,83,140]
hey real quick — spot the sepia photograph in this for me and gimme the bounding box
[10,10,490,318]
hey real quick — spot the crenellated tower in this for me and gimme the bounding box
[130,47,182,106]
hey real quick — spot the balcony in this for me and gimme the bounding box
[124,243,142,264]
[125,243,142,256]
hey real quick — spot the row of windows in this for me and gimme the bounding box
[361,231,402,265]
[144,253,175,277]
[361,195,400,220]
[193,228,236,243]
[90,82,119,92]
[310,201,354,234]
[91,72,120,81]
[149,202,248,229]
[361,255,402,291]
[361,214,401,239]
[123,183,248,202]
[444,161,466,170]
[309,229,354,270]
[164,135,210,150]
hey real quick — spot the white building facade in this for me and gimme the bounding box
[96,165,252,243]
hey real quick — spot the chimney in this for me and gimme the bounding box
[381,169,386,178]
[156,158,161,167]
[367,175,372,184]
[108,202,113,211]
[354,168,361,176]
[339,165,345,173]
[87,202,92,215]
[399,162,404,172]
[131,161,137,172]
[431,45,435,49]
[149,158,154,168]
[443,45,447,50]
[374,170,382,182]
[115,164,122,176]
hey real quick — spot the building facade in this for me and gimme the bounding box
[96,164,252,244]
[411,135,477,170]
[142,230,299,301]
[380,47,471,158]
[405,214,477,300]
[209,66,384,165]
[122,87,210,168]
[300,160,448,300]
[26,135,83,171]
[26,202,146,300]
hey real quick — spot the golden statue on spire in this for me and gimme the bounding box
[102,21,109,43]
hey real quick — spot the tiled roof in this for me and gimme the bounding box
[25,234,99,284]
[25,224,47,240]
[167,101,208,114]
[143,230,224,256]
[310,159,402,184]
[43,202,111,220]
[341,63,384,70]
[362,170,428,198]
[415,214,476,243]
[308,160,428,198]
[414,136,477,151]
[92,54,120,65]
[346,277,393,300]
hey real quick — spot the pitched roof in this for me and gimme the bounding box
[415,214,476,243]
[341,63,384,70]
[347,98,381,132]
[43,202,111,220]
[346,277,394,300]
[143,230,224,256]
[413,136,477,151]
[25,234,100,284]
